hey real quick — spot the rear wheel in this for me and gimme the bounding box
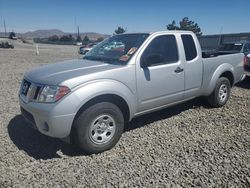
[207,77,231,107]
[72,102,124,154]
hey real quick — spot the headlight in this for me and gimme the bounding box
[37,85,70,103]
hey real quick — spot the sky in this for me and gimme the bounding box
[0,0,250,35]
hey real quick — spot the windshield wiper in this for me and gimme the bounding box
[83,56,99,61]
[84,56,104,61]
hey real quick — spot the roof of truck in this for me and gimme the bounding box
[116,30,194,36]
[150,30,194,35]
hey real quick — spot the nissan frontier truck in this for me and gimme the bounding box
[19,31,245,154]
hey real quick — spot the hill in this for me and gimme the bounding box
[0,29,110,40]
[21,29,109,40]
[20,29,65,38]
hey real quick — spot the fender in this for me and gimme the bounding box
[202,63,235,96]
[71,79,137,120]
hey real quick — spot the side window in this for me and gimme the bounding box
[141,35,178,67]
[181,35,197,61]
[243,43,250,53]
[243,44,247,52]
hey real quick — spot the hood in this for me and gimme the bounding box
[25,59,120,87]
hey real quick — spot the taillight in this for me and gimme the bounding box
[244,56,247,66]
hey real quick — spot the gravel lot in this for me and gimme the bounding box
[0,41,249,187]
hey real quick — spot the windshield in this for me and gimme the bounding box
[219,43,243,52]
[83,33,149,63]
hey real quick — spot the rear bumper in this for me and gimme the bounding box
[19,96,76,138]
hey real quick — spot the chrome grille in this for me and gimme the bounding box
[20,79,43,103]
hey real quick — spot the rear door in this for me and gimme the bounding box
[181,34,203,98]
[136,34,185,112]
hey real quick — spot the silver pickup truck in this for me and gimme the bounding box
[19,31,245,154]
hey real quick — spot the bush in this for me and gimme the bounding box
[48,35,59,41]
[60,35,75,42]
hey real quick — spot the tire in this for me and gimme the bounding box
[72,102,124,154]
[207,77,231,108]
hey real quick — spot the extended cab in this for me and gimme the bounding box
[19,31,245,154]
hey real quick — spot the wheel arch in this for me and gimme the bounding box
[203,63,235,96]
[219,71,234,87]
[70,93,131,143]
[74,94,130,123]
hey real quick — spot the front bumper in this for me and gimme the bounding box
[19,96,76,138]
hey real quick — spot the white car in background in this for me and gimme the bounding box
[79,43,97,55]
[76,42,82,46]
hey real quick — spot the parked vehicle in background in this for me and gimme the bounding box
[203,42,250,69]
[218,42,250,77]
[79,43,97,55]
[244,54,250,76]
[0,42,14,49]
[19,31,245,154]
[218,41,250,55]
[76,42,82,46]
[202,41,250,57]
[9,32,17,40]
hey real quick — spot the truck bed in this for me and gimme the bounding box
[201,53,244,95]
[202,51,240,58]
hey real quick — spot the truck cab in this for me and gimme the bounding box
[134,31,203,113]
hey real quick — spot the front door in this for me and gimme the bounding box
[136,34,185,112]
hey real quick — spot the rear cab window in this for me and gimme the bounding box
[181,35,197,61]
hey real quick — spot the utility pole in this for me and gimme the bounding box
[74,16,77,34]
[218,27,223,47]
[3,19,7,36]
[77,25,80,38]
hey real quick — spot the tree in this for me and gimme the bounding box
[115,26,126,34]
[48,35,59,41]
[60,35,69,42]
[166,17,202,36]
[82,35,90,44]
[68,34,74,41]
[60,34,75,42]
[166,21,178,31]
[97,37,104,42]
[76,35,82,42]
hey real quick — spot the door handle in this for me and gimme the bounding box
[174,67,184,73]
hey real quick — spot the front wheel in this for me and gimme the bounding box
[72,102,124,154]
[207,77,231,107]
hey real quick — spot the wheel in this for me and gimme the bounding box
[72,102,124,154]
[207,77,231,107]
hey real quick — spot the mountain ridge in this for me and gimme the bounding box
[0,29,110,39]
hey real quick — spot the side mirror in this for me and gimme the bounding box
[247,53,250,58]
[141,53,164,68]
